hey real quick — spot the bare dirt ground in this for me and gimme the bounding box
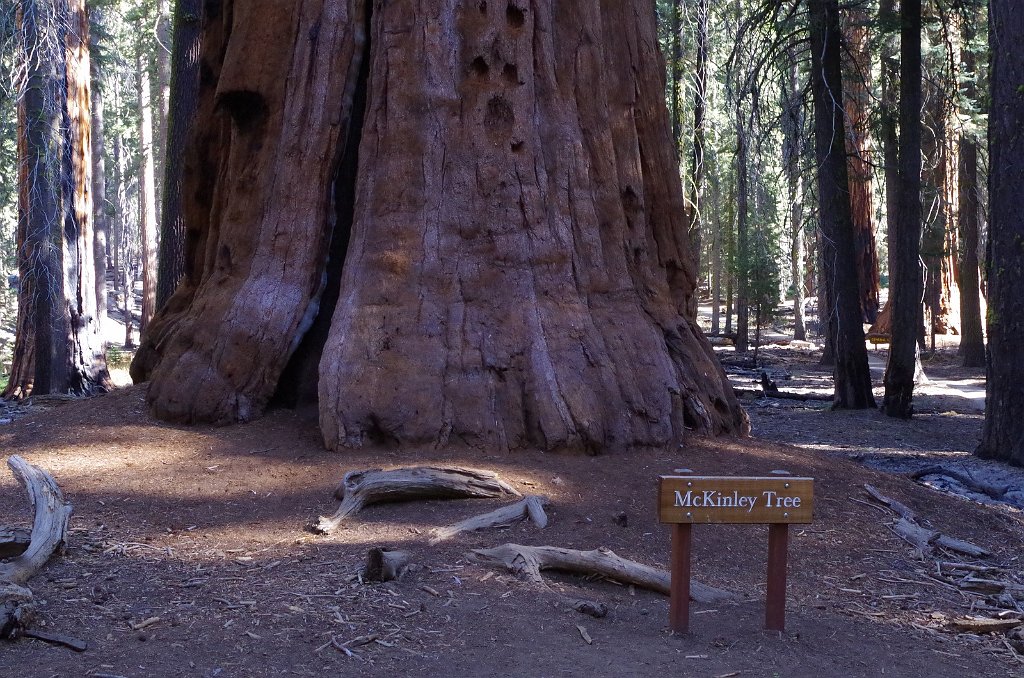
[3,338,1024,677]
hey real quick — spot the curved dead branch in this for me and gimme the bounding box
[469,543,738,604]
[315,466,521,534]
[0,456,72,639]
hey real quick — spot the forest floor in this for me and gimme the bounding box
[2,327,1024,677]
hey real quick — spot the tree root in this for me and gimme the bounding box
[1,456,72,639]
[314,466,521,534]
[468,543,738,604]
[430,495,549,545]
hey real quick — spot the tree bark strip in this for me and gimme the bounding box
[977,1,1024,465]
[883,0,925,419]
[809,0,874,409]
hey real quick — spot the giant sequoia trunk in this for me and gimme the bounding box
[977,1,1024,465]
[131,1,748,452]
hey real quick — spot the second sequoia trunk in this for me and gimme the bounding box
[132,1,748,452]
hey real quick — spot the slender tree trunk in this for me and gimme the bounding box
[809,0,874,408]
[114,135,133,348]
[842,8,880,324]
[156,0,203,308]
[63,0,108,393]
[153,0,172,229]
[783,46,805,341]
[921,15,962,339]
[883,0,925,418]
[687,0,708,275]
[89,7,108,336]
[131,1,749,451]
[669,0,682,159]
[879,0,899,297]
[710,158,723,335]
[958,14,984,368]
[136,45,158,333]
[734,105,750,353]
[958,136,984,366]
[977,0,1024,465]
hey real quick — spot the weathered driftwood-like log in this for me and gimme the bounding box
[1,456,72,638]
[948,617,1023,634]
[315,466,521,534]
[469,544,738,604]
[361,548,413,583]
[908,465,1009,501]
[0,527,32,560]
[864,484,990,558]
[430,495,550,545]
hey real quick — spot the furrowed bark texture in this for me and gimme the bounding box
[957,13,984,368]
[7,0,108,398]
[809,0,875,409]
[977,1,1024,465]
[134,1,748,451]
[133,0,365,421]
[883,0,924,419]
[156,0,203,308]
[841,9,879,325]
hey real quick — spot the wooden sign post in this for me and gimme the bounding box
[658,472,813,634]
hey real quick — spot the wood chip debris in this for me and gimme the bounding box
[128,617,161,631]
[576,624,592,645]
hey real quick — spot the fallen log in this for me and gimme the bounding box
[361,547,413,583]
[315,466,521,534]
[864,484,990,559]
[908,465,1009,501]
[1,456,72,639]
[468,543,738,604]
[734,388,832,402]
[948,617,1024,634]
[430,495,550,544]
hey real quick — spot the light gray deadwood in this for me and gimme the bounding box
[0,456,72,638]
[315,466,520,534]
[361,548,413,583]
[430,495,549,544]
[0,527,32,559]
[948,617,1023,634]
[469,544,738,604]
[908,465,1009,501]
[864,484,990,558]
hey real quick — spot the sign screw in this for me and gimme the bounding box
[686,512,692,518]
[687,482,693,487]
[784,483,790,489]
[783,512,789,518]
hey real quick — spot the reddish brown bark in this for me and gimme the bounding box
[921,21,961,339]
[132,1,748,451]
[6,0,108,398]
[842,10,879,324]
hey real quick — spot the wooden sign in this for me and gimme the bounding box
[659,476,814,524]
[659,472,814,634]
